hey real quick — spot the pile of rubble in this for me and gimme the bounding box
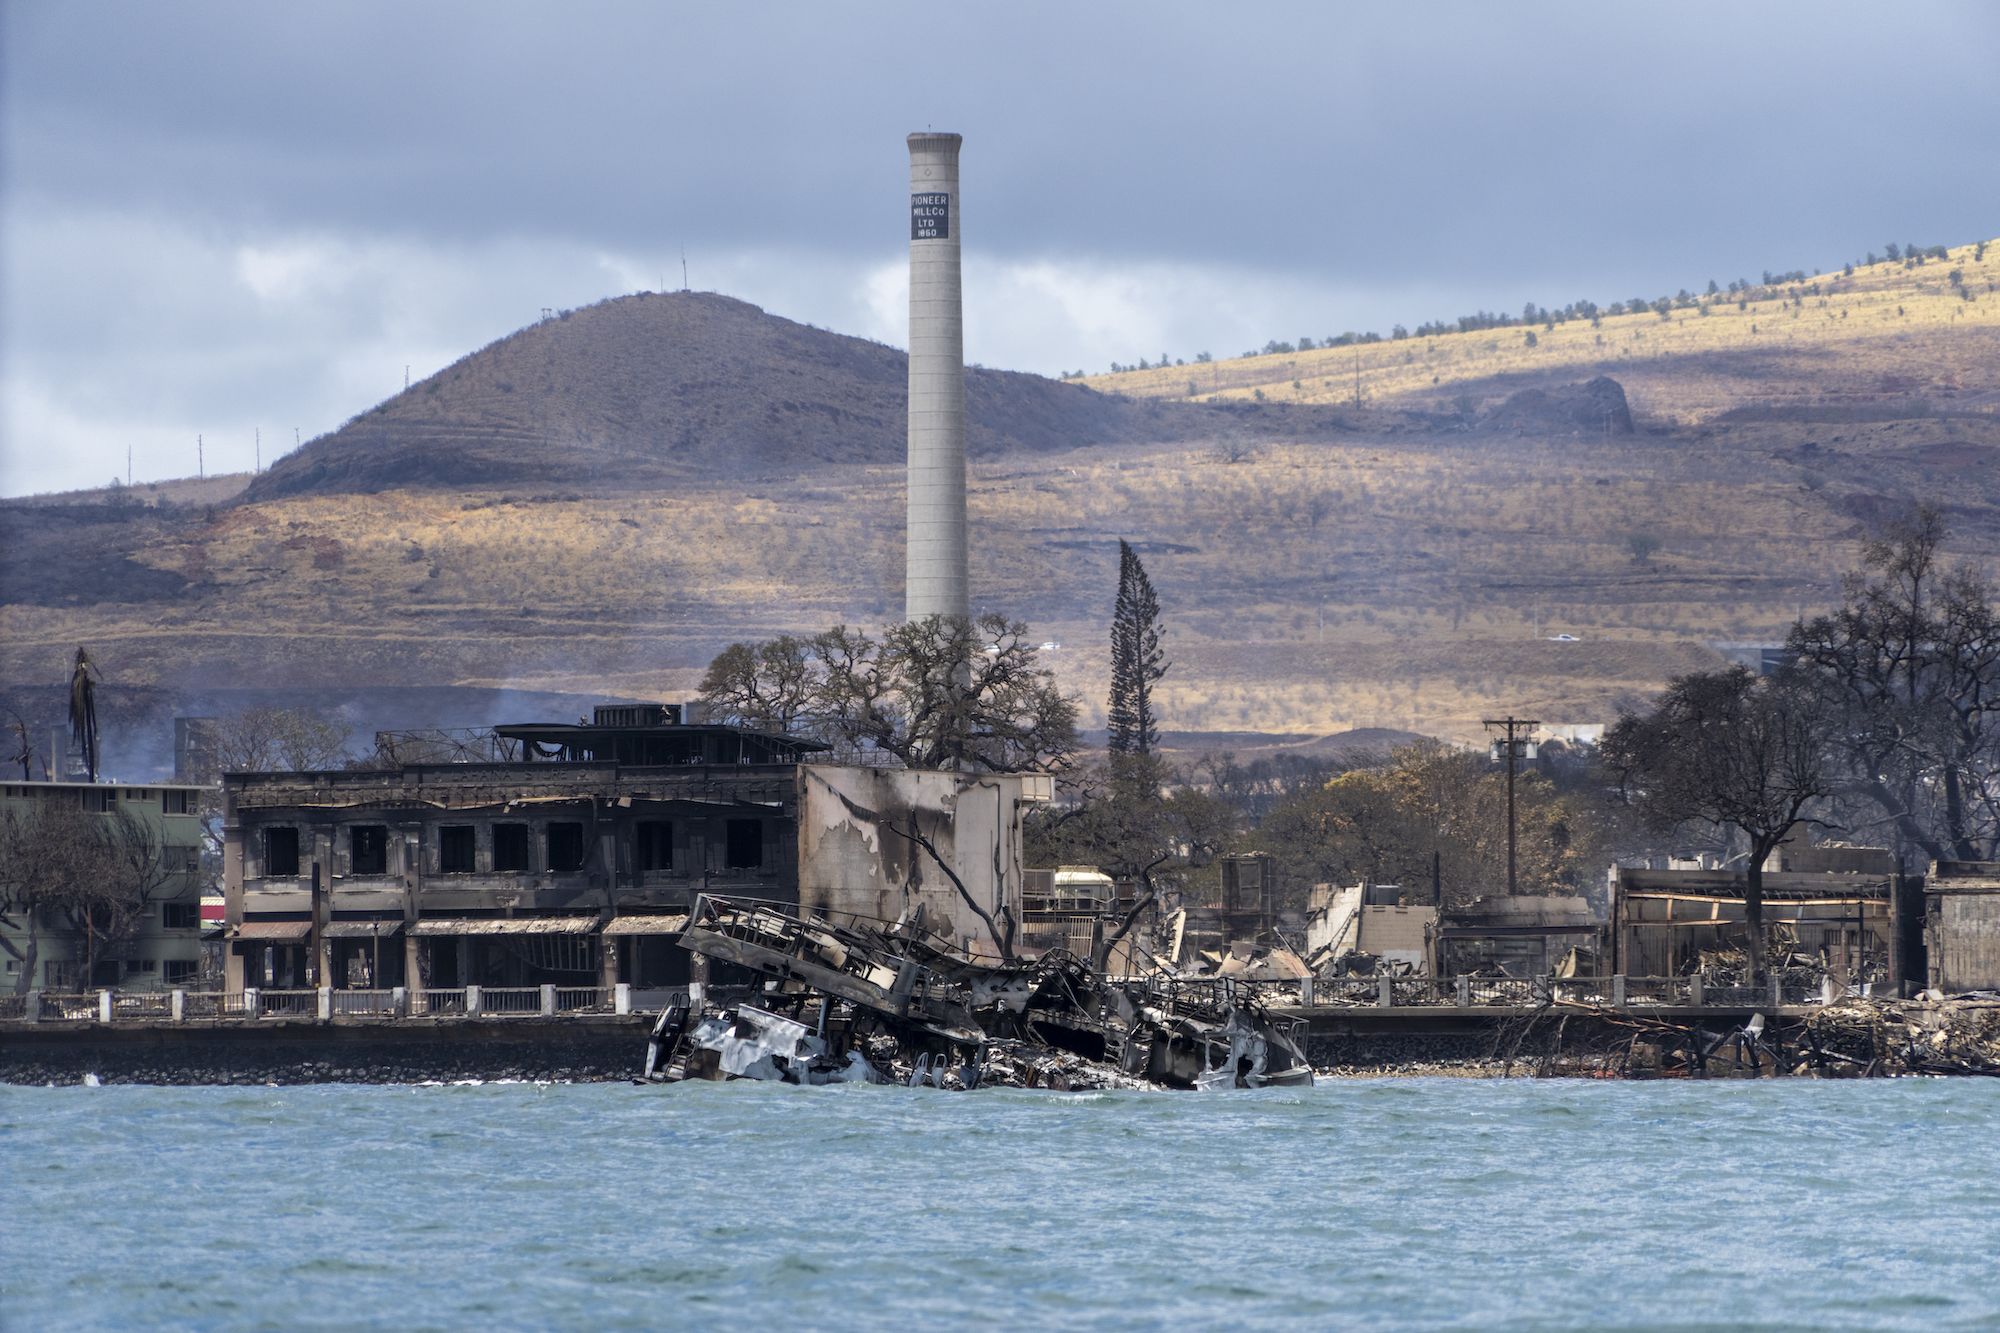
[1801,994,2000,1076]
[1688,924,1887,995]
[641,897,1311,1092]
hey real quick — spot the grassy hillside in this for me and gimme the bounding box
[5,241,1999,750]
[1084,240,2000,424]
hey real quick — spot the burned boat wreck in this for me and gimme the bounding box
[642,896,1312,1090]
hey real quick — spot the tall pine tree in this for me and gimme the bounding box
[1107,540,1168,755]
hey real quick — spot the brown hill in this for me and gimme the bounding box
[247,292,1351,499]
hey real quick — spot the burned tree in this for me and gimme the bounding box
[0,802,173,992]
[1604,667,1836,980]
[697,637,818,735]
[1787,503,2000,864]
[211,705,354,775]
[6,708,33,780]
[68,647,100,782]
[700,614,1077,773]
[1107,540,1168,756]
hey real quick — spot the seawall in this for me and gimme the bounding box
[0,1017,654,1086]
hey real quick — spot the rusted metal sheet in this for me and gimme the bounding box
[232,919,312,941]
[320,920,405,939]
[601,914,689,936]
[408,915,599,936]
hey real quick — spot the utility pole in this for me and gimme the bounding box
[255,428,261,473]
[197,434,204,479]
[126,444,131,487]
[1482,716,1540,897]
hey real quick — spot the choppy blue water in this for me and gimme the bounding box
[1,1078,1992,1330]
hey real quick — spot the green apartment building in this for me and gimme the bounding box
[0,780,212,992]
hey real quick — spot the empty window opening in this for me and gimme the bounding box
[546,822,586,873]
[637,820,674,873]
[493,822,530,872]
[264,827,300,878]
[725,818,763,870]
[439,825,476,874]
[163,902,200,930]
[350,825,389,876]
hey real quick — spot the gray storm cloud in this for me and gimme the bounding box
[4,0,1997,494]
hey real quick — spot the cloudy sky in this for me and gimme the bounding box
[4,1,1997,495]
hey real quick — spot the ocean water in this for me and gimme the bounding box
[1,1078,1993,1331]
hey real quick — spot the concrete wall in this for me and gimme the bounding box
[1358,907,1436,972]
[1931,892,2000,993]
[795,764,1031,956]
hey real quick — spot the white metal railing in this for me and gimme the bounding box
[259,989,318,1017]
[111,992,175,1019]
[478,987,543,1015]
[36,993,99,1020]
[414,987,466,1016]
[0,974,1835,1026]
[330,989,399,1016]
[554,986,614,1013]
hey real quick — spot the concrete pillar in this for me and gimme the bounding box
[1612,974,1627,1009]
[465,984,483,1016]
[1298,978,1312,1007]
[1455,975,1472,1007]
[26,990,42,1023]
[905,131,968,621]
[599,932,619,991]
[539,983,557,1017]
[1377,976,1393,1008]
[317,987,332,1022]
[98,989,113,1023]
[1770,974,1784,1009]
[171,989,186,1022]
[390,985,408,1018]
[244,986,260,1018]
[614,983,632,1016]
[1688,975,1704,1007]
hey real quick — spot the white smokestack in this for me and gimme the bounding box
[906,131,968,621]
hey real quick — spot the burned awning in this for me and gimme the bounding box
[233,919,313,942]
[408,915,600,937]
[322,919,406,939]
[601,914,689,936]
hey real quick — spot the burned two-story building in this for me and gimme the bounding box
[221,705,1051,998]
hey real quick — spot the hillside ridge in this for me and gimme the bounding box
[247,291,1355,500]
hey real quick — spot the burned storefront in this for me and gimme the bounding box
[221,704,1050,999]
[1609,858,1919,989]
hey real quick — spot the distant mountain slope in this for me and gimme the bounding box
[247,292,1348,499]
[1086,237,2000,425]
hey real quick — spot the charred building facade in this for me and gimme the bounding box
[221,705,1050,999]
